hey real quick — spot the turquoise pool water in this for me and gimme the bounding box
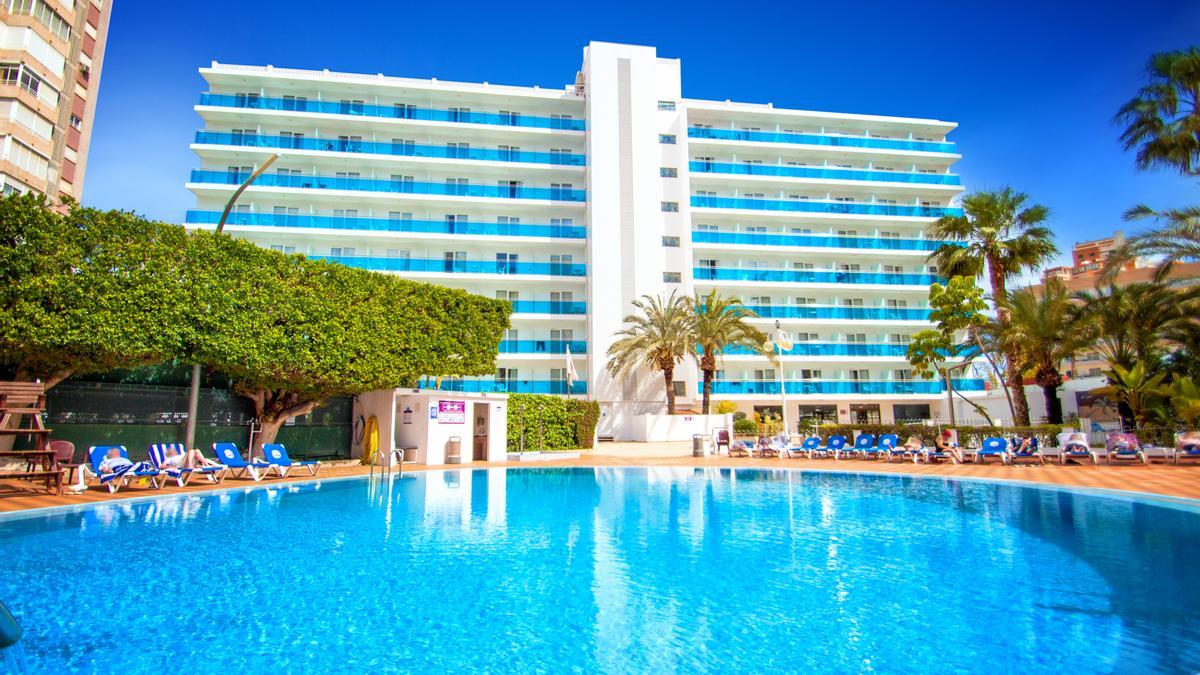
[1,468,1197,673]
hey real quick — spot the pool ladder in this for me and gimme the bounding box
[368,447,404,479]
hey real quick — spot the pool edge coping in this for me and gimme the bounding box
[2,464,1199,523]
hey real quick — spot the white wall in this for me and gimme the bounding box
[395,391,508,464]
[627,413,733,442]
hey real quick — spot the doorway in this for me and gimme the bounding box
[473,402,490,461]
[849,403,881,425]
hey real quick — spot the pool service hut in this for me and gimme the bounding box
[352,389,508,466]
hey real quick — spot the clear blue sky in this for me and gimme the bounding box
[83,0,1198,269]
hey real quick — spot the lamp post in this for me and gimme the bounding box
[762,320,794,440]
[183,154,280,451]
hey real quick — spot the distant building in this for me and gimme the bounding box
[1041,231,1138,286]
[0,1,112,200]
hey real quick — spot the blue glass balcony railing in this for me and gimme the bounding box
[692,230,945,251]
[196,131,586,166]
[689,161,959,185]
[189,170,586,202]
[708,379,986,395]
[691,195,961,218]
[185,210,586,239]
[418,377,587,395]
[695,267,941,286]
[199,93,586,131]
[721,343,909,357]
[509,301,588,315]
[687,127,956,154]
[741,305,931,321]
[498,340,587,354]
[313,255,586,277]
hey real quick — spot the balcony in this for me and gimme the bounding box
[186,210,586,239]
[695,267,941,286]
[195,131,586,166]
[689,161,960,185]
[498,340,587,354]
[509,301,587,315]
[198,93,586,131]
[721,343,909,357]
[741,305,931,321]
[692,230,944,251]
[189,170,586,202]
[687,127,956,154]
[691,195,961,218]
[418,377,587,395]
[313,255,586,277]
[708,379,986,395]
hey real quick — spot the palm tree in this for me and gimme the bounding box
[1114,47,1200,176]
[1071,282,1200,370]
[994,279,1087,424]
[1091,363,1169,429]
[606,292,692,414]
[928,187,1057,425]
[688,290,767,414]
[1104,205,1200,281]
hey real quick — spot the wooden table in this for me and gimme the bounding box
[0,449,62,494]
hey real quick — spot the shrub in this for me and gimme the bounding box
[733,411,747,421]
[815,423,1067,446]
[733,418,758,435]
[713,400,739,415]
[507,394,599,452]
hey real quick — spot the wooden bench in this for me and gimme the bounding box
[0,381,52,451]
[0,469,61,494]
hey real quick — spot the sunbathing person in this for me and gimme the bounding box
[934,430,962,463]
[1176,430,1200,452]
[99,448,135,474]
[160,445,221,469]
[902,436,925,453]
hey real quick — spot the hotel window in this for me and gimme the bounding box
[550,114,573,129]
[883,265,903,274]
[334,171,360,180]
[843,298,863,307]
[280,131,305,149]
[551,329,574,342]
[695,156,714,170]
[846,333,866,343]
[231,205,250,214]
[385,249,410,259]
[836,229,858,237]
[879,230,900,238]
[390,138,415,154]
[794,333,818,342]
[269,245,297,254]
[338,135,363,152]
[661,201,679,212]
[789,195,810,201]
[69,114,81,130]
[838,264,861,271]
[550,183,573,200]
[273,206,299,216]
[496,368,518,383]
[330,247,355,257]
[886,299,908,308]
[696,190,716,197]
[446,177,470,194]
[928,265,938,274]
[499,110,521,126]
[339,99,365,115]
[672,381,686,397]
[659,134,676,144]
[795,297,816,305]
[393,103,416,118]
[496,290,518,302]
[793,262,814,270]
[282,95,308,111]
[660,167,677,177]
[833,196,854,203]
[743,192,765,199]
[388,211,412,221]
[549,148,571,164]
[662,236,680,247]
[753,369,775,381]
[921,200,942,207]
[447,107,471,122]
[444,214,468,232]
[889,334,911,344]
[496,253,519,274]
[696,224,718,231]
[663,272,681,283]
[893,369,914,381]
[657,100,676,111]
[332,209,358,218]
[799,369,822,380]
[848,369,870,381]
[447,142,470,158]
[791,227,812,234]
[550,254,573,274]
[745,226,766,233]
[877,199,898,205]
[749,296,771,306]
[9,1,71,41]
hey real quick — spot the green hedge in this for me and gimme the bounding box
[507,394,600,452]
[816,423,1068,447]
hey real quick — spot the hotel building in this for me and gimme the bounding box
[184,41,982,437]
[0,0,111,199]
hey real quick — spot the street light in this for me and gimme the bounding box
[762,320,794,440]
[183,154,280,451]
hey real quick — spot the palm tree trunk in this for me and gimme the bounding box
[663,366,676,414]
[1009,369,1031,426]
[1042,384,1064,424]
[701,368,713,414]
[986,255,1029,425]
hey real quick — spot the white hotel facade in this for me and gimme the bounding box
[185,41,984,437]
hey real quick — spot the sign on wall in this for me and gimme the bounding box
[437,400,466,424]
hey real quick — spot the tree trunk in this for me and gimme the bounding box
[1042,384,1064,425]
[700,351,716,414]
[662,366,676,414]
[1009,368,1031,426]
[13,365,71,390]
[239,386,321,455]
[985,255,1028,425]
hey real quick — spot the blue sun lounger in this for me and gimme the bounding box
[787,437,821,458]
[87,445,162,493]
[824,435,849,459]
[147,443,227,487]
[851,433,879,459]
[260,444,321,477]
[877,434,907,462]
[968,437,1008,464]
[212,442,272,481]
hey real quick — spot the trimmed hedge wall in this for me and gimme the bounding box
[507,394,600,452]
[816,423,1068,447]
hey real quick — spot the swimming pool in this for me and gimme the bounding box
[1,467,1197,673]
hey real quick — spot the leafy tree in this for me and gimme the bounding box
[927,187,1057,425]
[187,231,510,450]
[906,328,993,425]
[1170,377,1200,429]
[1106,205,1200,281]
[1091,363,1169,429]
[0,195,192,389]
[606,292,691,414]
[713,400,739,415]
[1114,47,1200,176]
[688,290,766,414]
[994,279,1089,424]
[927,276,1015,420]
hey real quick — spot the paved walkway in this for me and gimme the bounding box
[3,441,1200,513]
